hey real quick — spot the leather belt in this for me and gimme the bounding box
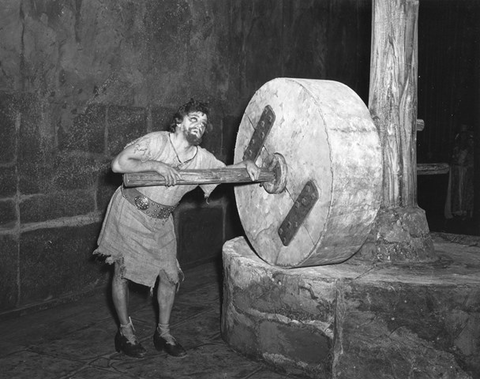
[122,187,177,219]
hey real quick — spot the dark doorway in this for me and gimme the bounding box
[417,0,480,236]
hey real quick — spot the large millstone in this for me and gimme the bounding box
[234,78,382,268]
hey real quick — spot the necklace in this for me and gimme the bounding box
[168,133,197,167]
[169,134,183,165]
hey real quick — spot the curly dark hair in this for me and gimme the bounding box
[169,98,213,133]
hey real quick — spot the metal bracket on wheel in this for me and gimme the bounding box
[278,180,318,246]
[243,105,275,162]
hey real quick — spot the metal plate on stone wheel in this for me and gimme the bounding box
[234,78,382,268]
[278,180,319,246]
[243,105,275,162]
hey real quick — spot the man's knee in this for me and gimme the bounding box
[113,262,128,284]
[158,268,181,287]
[159,275,177,290]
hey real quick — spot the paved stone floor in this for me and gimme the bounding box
[0,260,293,379]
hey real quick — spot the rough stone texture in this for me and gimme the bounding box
[0,1,371,115]
[0,92,17,164]
[0,234,19,310]
[59,104,106,154]
[0,166,16,198]
[222,238,337,378]
[51,152,104,191]
[335,282,479,379]
[151,105,175,132]
[358,206,437,263]
[0,199,17,228]
[222,234,480,378]
[19,223,103,306]
[19,190,95,224]
[107,105,147,156]
[17,93,51,196]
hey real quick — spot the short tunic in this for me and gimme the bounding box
[94,131,225,288]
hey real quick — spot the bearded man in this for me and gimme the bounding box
[94,99,260,358]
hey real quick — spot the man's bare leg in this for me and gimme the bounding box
[154,276,187,357]
[157,275,175,325]
[112,263,146,358]
[112,263,130,325]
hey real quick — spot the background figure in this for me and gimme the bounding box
[444,124,475,221]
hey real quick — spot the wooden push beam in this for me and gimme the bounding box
[123,168,275,187]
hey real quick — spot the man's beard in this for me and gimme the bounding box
[184,130,202,146]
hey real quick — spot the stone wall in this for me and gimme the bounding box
[0,0,371,315]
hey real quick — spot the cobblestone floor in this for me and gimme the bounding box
[0,260,293,379]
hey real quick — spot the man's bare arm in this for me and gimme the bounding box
[227,160,261,181]
[112,144,181,186]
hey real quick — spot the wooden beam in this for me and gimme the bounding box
[417,163,449,175]
[123,168,275,187]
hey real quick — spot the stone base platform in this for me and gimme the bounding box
[221,234,480,379]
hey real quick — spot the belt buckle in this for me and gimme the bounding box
[134,195,149,210]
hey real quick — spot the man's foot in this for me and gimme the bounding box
[115,331,147,358]
[114,319,147,358]
[153,328,187,358]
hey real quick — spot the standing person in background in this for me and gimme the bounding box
[94,99,260,358]
[445,124,475,223]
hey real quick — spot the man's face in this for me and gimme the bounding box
[180,111,208,146]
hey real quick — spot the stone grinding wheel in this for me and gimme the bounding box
[234,78,382,268]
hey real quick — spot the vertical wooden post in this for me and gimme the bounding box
[359,0,436,262]
[369,0,418,208]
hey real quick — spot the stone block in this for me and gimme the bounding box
[52,152,104,191]
[334,281,478,379]
[0,233,19,311]
[18,93,43,162]
[0,199,17,228]
[20,190,95,224]
[19,223,103,306]
[0,166,16,198]
[222,237,335,378]
[221,304,258,356]
[0,3,22,84]
[59,104,106,154]
[17,94,51,195]
[260,321,331,366]
[0,92,17,164]
[151,105,174,132]
[19,151,103,196]
[107,105,147,156]
[18,160,48,195]
[222,235,480,378]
